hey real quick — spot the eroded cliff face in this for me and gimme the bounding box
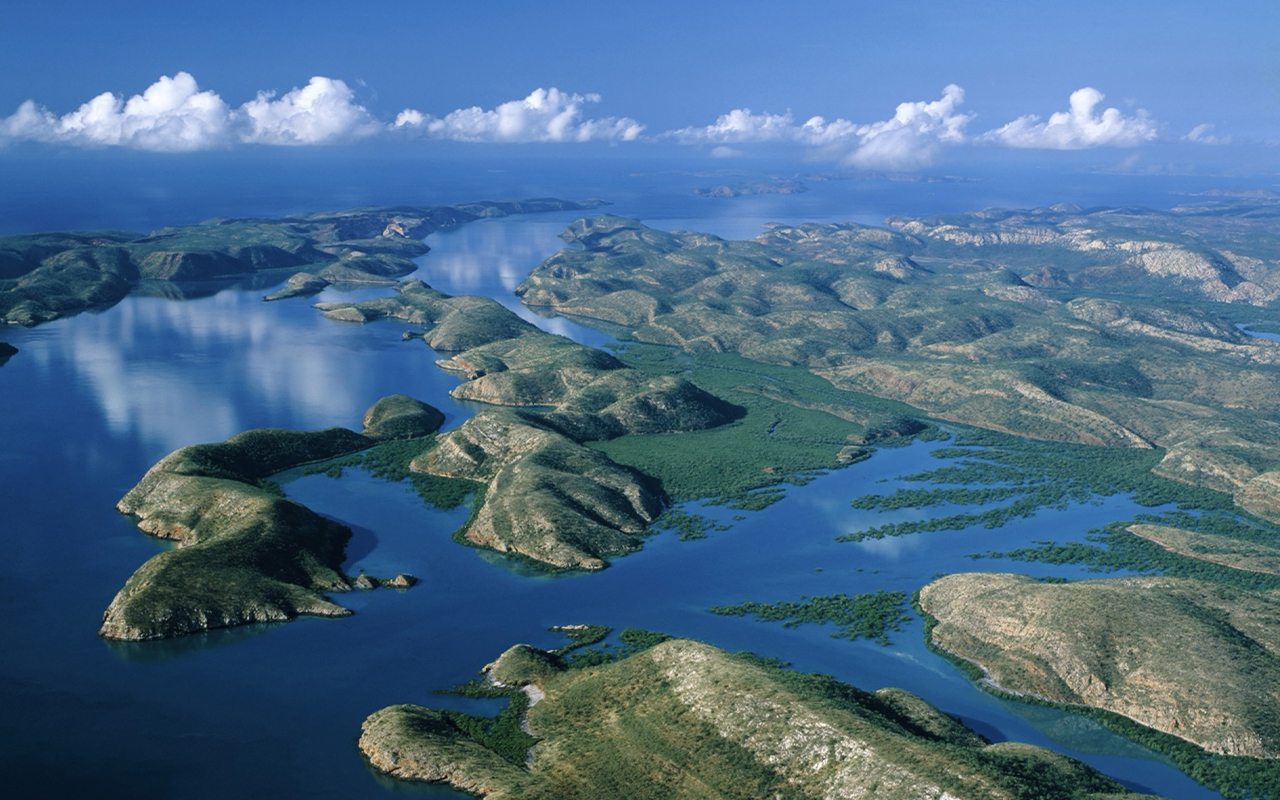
[360,638,1152,800]
[919,573,1280,758]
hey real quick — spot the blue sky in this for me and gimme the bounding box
[1,0,1277,172]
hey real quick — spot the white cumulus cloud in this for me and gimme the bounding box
[983,87,1158,149]
[0,73,382,150]
[238,76,382,145]
[394,88,643,143]
[842,84,972,169]
[666,85,972,170]
[0,72,232,151]
[668,108,801,144]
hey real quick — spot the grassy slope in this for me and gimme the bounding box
[1126,523,1280,575]
[105,397,447,640]
[361,638,1153,800]
[515,210,1280,521]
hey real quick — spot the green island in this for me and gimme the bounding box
[836,428,1230,544]
[694,176,807,197]
[359,634,1155,800]
[102,393,442,640]
[315,281,739,569]
[709,589,912,646]
[917,573,1280,798]
[0,197,604,326]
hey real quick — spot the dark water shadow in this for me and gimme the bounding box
[996,697,1174,763]
[103,621,284,663]
[956,715,1006,743]
[340,520,381,571]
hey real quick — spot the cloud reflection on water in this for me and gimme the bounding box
[55,289,400,457]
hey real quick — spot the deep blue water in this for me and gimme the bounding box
[0,160,1248,799]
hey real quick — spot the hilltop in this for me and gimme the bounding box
[103,394,442,640]
[918,572,1280,759]
[516,206,1280,520]
[360,637,1156,800]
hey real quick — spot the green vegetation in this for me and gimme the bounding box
[516,210,1280,521]
[916,576,1280,799]
[710,590,911,646]
[649,508,729,540]
[986,522,1280,593]
[591,345,903,506]
[548,624,612,656]
[360,393,446,440]
[303,436,478,510]
[437,682,538,765]
[105,396,446,640]
[838,428,1233,543]
[561,627,675,669]
[361,637,1153,799]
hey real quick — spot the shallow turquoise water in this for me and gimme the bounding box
[0,195,1233,799]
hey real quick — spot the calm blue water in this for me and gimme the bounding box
[0,161,1243,799]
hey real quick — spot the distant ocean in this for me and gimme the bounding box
[1,144,1271,237]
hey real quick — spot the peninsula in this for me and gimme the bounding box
[360,637,1157,800]
[103,394,443,640]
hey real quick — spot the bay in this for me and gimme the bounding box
[0,162,1238,798]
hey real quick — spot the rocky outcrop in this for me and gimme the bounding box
[315,284,540,351]
[105,397,443,640]
[361,638,1153,799]
[483,644,564,686]
[414,411,660,570]
[919,572,1280,758]
[438,332,734,440]
[362,394,446,440]
[1235,470,1280,523]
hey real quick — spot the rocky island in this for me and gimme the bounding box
[359,637,1157,799]
[0,198,605,326]
[694,177,807,197]
[103,394,443,640]
[313,279,735,569]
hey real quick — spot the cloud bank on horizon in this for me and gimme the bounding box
[0,72,1215,167]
